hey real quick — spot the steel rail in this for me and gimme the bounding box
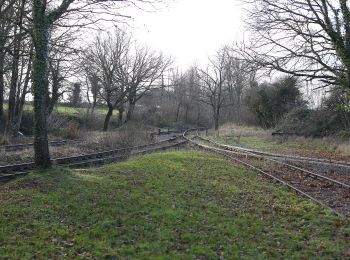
[0,139,82,152]
[183,131,345,217]
[200,137,350,169]
[0,138,188,183]
[65,139,188,169]
[0,128,205,183]
[196,136,350,190]
[0,136,180,174]
[0,140,188,183]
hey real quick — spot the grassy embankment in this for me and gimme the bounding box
[0,151,349,258]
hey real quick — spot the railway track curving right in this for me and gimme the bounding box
[183,131,350,217]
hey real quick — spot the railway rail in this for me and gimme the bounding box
[0,139,82,152]
[203,139,350,169]
[195,136,350,183]
[0,128,206,183]
[183,131,350,217]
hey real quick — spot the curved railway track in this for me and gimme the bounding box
[204,139,350,169]
[183,132,350,217]
[0,128,207,183]
[196,136,350,184]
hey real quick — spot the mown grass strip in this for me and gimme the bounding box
[0,151,349,259]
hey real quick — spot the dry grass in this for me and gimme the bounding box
[0,124,154,165]
[210,123,272,138]
[335,142,350,157]
[208,123,350,159]
[81,128,153,152]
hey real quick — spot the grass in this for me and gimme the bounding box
[212,135,340,154]
[210,123,350,157]
[0,151,349,259]
[56,106,108,116]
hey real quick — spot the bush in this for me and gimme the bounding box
[82,122,153,152]
[278,107,344,137]
[47,112,69,135]
[59,121,80,139]
[245,76,306,128]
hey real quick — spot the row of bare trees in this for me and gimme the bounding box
[151,47,257,130]
[2,0,350,167]
[82,29,172,131]
[0,0,166,167]
[0,0,79,132]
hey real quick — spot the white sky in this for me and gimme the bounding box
[129,0,244,69]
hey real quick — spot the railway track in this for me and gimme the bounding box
[202,138,350,169]
[0,139,82,152]
[0,128,206,183]
[184,132,350,217]
[196,136,350,180]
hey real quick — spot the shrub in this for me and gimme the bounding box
[278,108,344,137]
[59,121,80,139]
[245,76,306,128]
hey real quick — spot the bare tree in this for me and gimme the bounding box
[5,0,29,135]
[46,29,79,116]
[13,45,33,134]
[0,0,16,123]
[121,45,172,122]
[83,29,130,131]
[224,47,258,123]
[86,72,101,116]
[197,50,229,130]
[29,0,164,167]
[241,0,350,90]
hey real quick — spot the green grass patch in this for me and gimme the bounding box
[0,151,349,259]
[56,106,108,116]
[212,135,339,154]
[2,103,108,116]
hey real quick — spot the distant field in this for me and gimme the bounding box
[55,106,108,115]
[2,104,108,116]
[0,151,348,258]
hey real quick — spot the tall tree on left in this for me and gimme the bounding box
[31,0,74,167]
[30,0,162,167]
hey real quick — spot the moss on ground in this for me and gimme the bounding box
[0,151,349,259]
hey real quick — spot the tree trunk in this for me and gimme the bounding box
[103,106,113,131]
[47,79,60,116]
[6,0,25,135]
[0,51,5,123]
[214,116,219,131]
[32,3,51,168]
[125,101,135,122]
[90,102,96,117]
[213,106,220,131]
[236,93,241,124]
[175,102,181,122]
[117,104,124,127]
[184,103,189,122]
[15,48,33,133]
[6,26,21,135]
[196,104,201,125]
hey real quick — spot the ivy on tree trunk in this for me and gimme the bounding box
[32,0,51,167]
[31,0,75,167]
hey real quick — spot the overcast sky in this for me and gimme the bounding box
[130,0,244,69]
